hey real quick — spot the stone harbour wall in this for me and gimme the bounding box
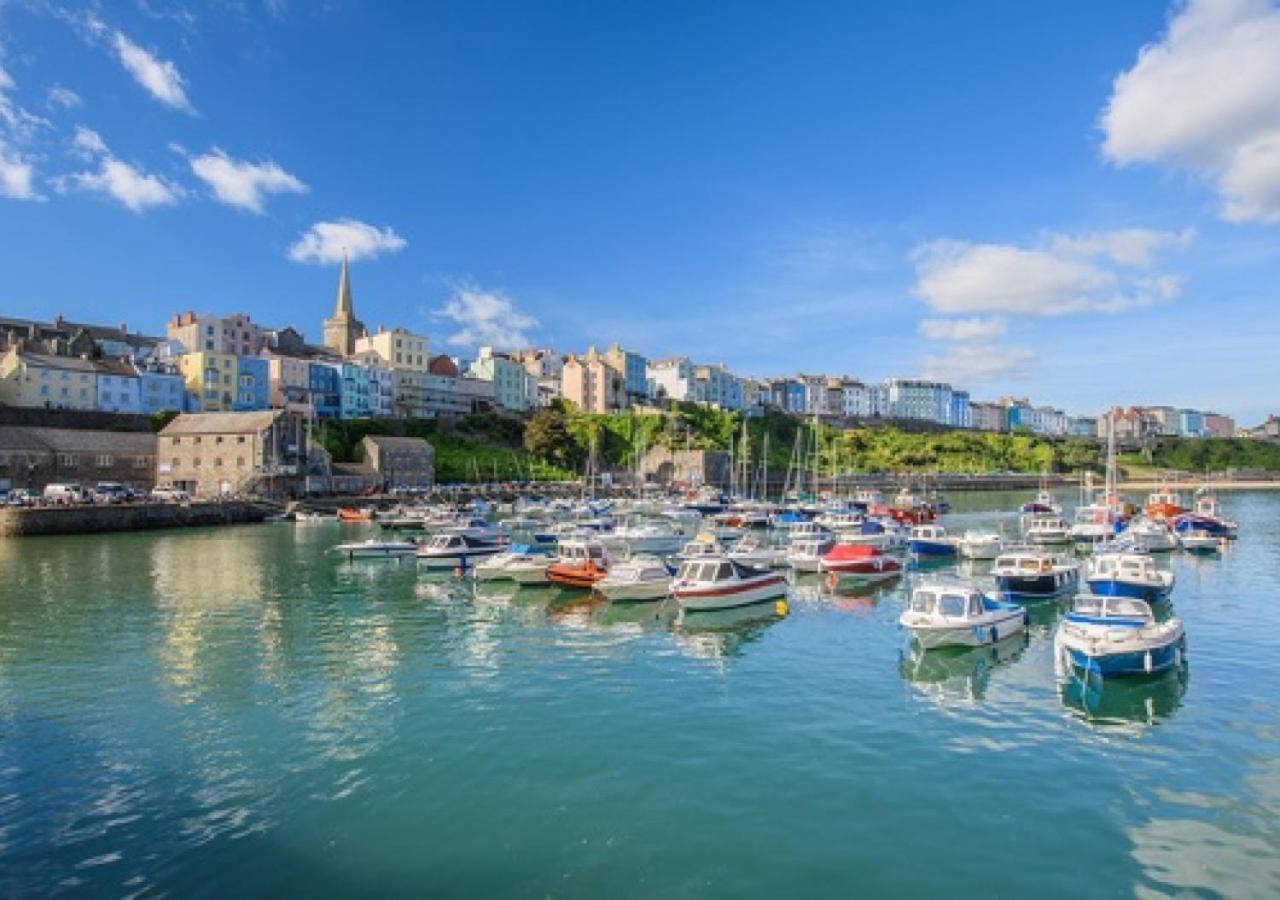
[0,502,270,537]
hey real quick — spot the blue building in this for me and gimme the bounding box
[135,359,185,413]
[234,356,270,411]
[1179,408,1206,438]
[339,363,371,419]
[603,344,649,403]
[950,390,971,428]
[309,362,342,419]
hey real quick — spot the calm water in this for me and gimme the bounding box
[2,491,1278,897]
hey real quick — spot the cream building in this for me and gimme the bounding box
[562,348,626,414]
[0,349,99,410]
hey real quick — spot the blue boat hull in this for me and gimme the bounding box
[1067,641,1181,678]
[1085,578,1170,603]
[995,571,1076,599]
[909,540,955,558]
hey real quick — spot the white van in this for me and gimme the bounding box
[150,486,191,503]
[43,483,87,504]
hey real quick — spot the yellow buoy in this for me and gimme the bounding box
[775,599,789,617]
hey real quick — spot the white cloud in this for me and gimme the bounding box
[911,229,1187,317]
[1102,0,1280,223]
[111,30,194,112]
[0,144,40,201]
[189,148,307,213]
[47,86,82,109]
[919,316,1007,341]
[920,342,1036,386]
[433,287,538,349]
[287,219,407,264]
[59,128,182,212]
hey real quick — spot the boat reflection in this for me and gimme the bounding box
[591,597,678,632]
[672,599,787,661]
[1023,594,1074,632]
[1059,665,1188,728]
[899,632,1029,704]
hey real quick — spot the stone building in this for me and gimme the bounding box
[157,410,307,498]
[0,426,157,493]
[359,435,435,489]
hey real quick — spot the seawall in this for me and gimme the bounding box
[0,502,271,537]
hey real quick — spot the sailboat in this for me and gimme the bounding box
[1071,415,1126,545]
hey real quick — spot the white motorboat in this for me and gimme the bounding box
[992,548,1079,599]
[508,556,553,585]
[672,557,788,611]
[415,533,505,570]
[473,545,553,582]
[332,538,418,559]
[726,533,787,569]
[786,534,837,573]
[957,530,1003,560]
[678,532,724,561]
[900,581,1028,649]
[1122,516,1177,552]
[1023,513,1073,546]
[1179,528,1221,554]
[1085,551,1174,603]
[607,518,685,555]
[1055,595,1185,679]
[596,555,673,602]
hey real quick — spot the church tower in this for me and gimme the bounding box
[322,254,367,356]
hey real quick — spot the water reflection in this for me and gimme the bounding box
[899,633,1028,705]
[672,601,787,662]
[590,598,677,633]
[1059,666,1188,729]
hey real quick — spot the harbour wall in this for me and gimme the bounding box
[0,501,272,537]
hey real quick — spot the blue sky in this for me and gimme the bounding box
[1,0,1278,423]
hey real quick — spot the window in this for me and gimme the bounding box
[172,437,181,445]
[237,435,246,444]
[193,458,201,468]
[215,436,224,444]
[193,436,202,444]
[171,457,181,469]
[136,457,151,469]
[237,457,246,468]
[59,453,78,467]
[96,454,114,467]
[214,458,223,468]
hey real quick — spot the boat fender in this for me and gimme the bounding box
[774,600,789,617]
[1144,651,1152,674]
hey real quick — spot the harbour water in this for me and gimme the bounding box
[1,491,1278,897]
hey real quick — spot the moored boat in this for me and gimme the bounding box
[1085,551,1174,603]
[415,533,505,569]
[671,556,788,611]
[1054,595,1185,679]
[473,544,553,582]
[546,539,613,589]
[907,524,956,559]
[337,506,375,523]
[957,530,1003,560]
[1179,528,1221,554]
[1022,513,1073,546]
[331,538,418,559]
[596,555,672,602]
[992,548,1079,599]
[818,544,902,583]
[726,533,787,569]
[900,580,1028,649]
[786,534,838,572]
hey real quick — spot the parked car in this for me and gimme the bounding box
[150,486,191,503]
[43,483,89,505]
[7,488,34,507]
[93,482,131,504]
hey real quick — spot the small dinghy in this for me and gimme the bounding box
[332,538,418,560]
[1085,551,1174,603]
[899,580,1027,649]
[596,555,673,602]
[1055,595,1185,679]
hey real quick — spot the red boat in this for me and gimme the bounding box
[818,544,902,584]
[337,507,374,522]
[546,539,612,590]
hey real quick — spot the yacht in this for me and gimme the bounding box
[1022,513,1073,546]
[332,538,418,560]
[1123,516,1177,552]
[957,530,1003,560]
[473,544,553,582]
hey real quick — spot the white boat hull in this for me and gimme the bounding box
[597,578,671,602]
[903,609,1027,649]
[674,576,787,611]
[509,563,551,584]
[416,547,503,570]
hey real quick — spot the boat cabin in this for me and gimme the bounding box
[993,552,1058,575]
[558,540,610,564]
[676,558,760,584]
[1089,553,1162,582]
[910,524,948,540]
[908,585,990,619]
[1068,594,1154,625]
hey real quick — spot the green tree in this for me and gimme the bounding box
[524,402,584,470]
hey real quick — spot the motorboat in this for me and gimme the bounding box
[473,544,553,582]
[1170,492,1238,538]
[786,534,838,573]
[956,530,1003,560]
[1179,528,1221,554]
[900,580,1027,649]
[818,544,902,584]
[833,517,907,551]
[1085,551,1174,603]
[782,521,832,543]
[1144,487,1187,521]
[546,539,613,589]
[671,556,788,611]
[678,532,725,561]
[1022,513,1073,546]
[1122,516,1177,552]
[726,533,787,569]
[1021,488,1061,515]
[607,518,685,555]
[992,549,1079,599]
[508,555,553,585]
[851,488,884,511]
[337,506,375,523]
[415,533,505,569]
[907,524,956,559]
[1054,595,1185,679]
[596,555,673,602]
[331,538,418,559]
[1070,503,1121,544]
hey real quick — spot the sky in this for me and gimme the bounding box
[0,0,1278,423]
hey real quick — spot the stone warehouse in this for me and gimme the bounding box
[359,435,435,489]
[0,426,157,493]
[157,410,308,499]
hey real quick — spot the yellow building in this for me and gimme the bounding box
[354,326,429,372]
[0,348,98,410]
[178,352,239,412]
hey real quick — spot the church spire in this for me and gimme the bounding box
[335,253,353,318]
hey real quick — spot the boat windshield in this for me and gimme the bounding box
[938,594,967,617]
[910,590,937,613]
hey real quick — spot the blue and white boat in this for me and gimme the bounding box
[908,524,956,559]
[900,580,1028,649]
[1085,551,1174,603]
[991,548,1079,599]
[1055,595,1185,679]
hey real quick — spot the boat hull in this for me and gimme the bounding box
[1060,638,1183,678]
[995,570,1077,599]
[1084,577,1172,603]
[597,579,670,602]
[416,547,503,570]
[908,540,955,558]
[905,610,1027,650]
[674,575,787,611]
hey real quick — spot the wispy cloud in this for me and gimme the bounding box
[918,316,1007,341]
[0,64,48,201]
[287,219,407,264]
[1102,0,1280,223]
[46,86,82,110]
[188,148,307,213]
[432,285,538,349]
[920,342,1036,386]
[58,127,183,212]
[111,29,194,112]
[911,228,1188,317]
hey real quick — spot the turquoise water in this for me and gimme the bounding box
[1,491,1278,897]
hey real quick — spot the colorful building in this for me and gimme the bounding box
[234,356,270,411]
[95,359,142,413]
[178,351,239,412]
[0,349,99,411]
[134,358,186,414]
